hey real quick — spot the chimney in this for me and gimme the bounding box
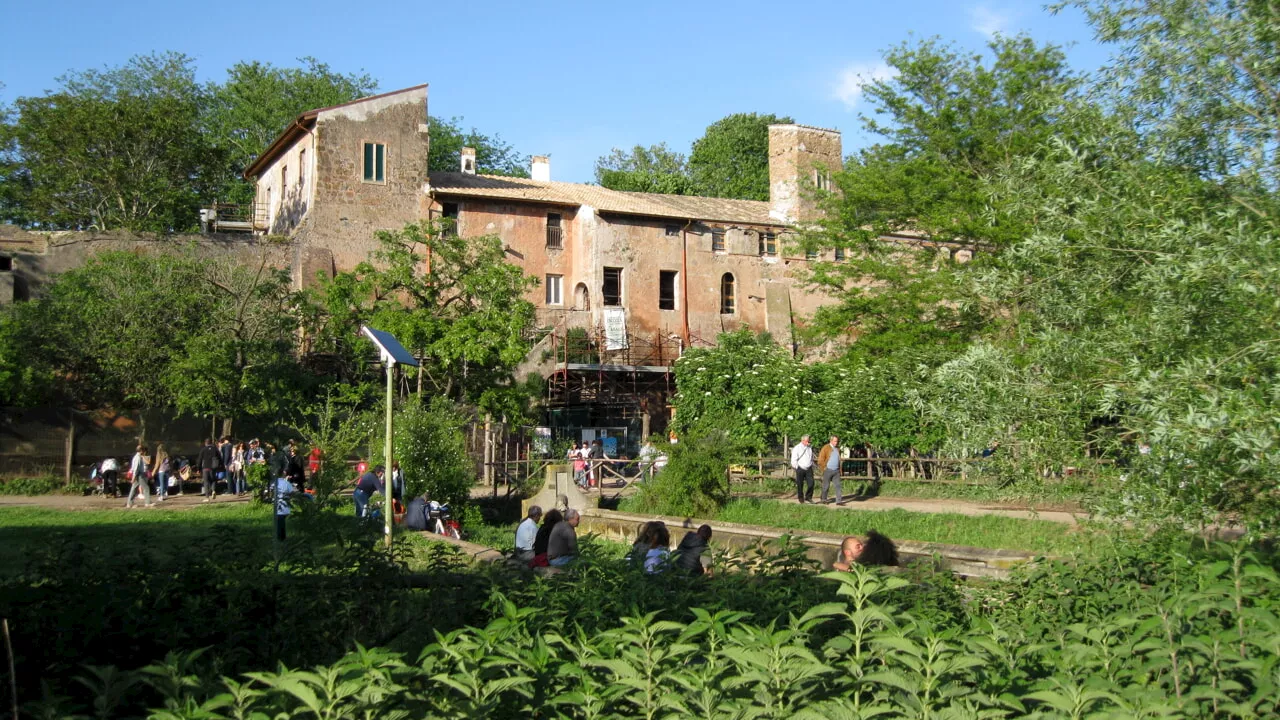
[460,147,476,174]
[767,124,842,224]
[531,155,551,182]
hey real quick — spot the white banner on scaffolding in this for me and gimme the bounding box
[603,308,629,350]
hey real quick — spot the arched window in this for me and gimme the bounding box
[720,273,736,315]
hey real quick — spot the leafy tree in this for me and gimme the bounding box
[688,112,792,201]
[310,221,539,414]
[7,52,218,231]
[594,143,694,194]
[161,248,310,433]
[0,87,29,226]
[205,58,378,203]
[428,116,528,177]
[800,36,1078,349]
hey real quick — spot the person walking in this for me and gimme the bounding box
[153,443,171,501]
[198,438,223,501]
[218,436,233,495]
[125,444,153,508]
[790,435,815,503]
[818,436,843,505]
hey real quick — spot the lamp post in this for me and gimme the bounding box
[360,326,420,550]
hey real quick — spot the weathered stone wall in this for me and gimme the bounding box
[768,124,844,224]
[254,131,317,235]
[0,225,297,300]
[303,89,431,271]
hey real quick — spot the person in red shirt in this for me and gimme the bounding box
[308,446,323,484]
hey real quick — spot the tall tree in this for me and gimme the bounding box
[311,221,539,414]
[206,58,378,203]
[688,112,792,201]
[594,143,694,194]
[7,52,217,231]
[427,116,529,177]
[803,36,1078,351]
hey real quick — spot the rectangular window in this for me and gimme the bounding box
[546,212,563,248]
[603,267,623,306]
[298,149,306,189]
[659,270,677,310]
[545,274,563,306]
[665,224,680,237]
[834,246,845,262]
[442,202,459,237]
[806,247,818,260]
[362,142,386,182]
[815,170,831,191]
[759,231,777,257]
[711,228,725,253]
[0,257,11,272]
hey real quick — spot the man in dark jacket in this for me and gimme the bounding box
[197,438,223,501]
[218,436,233,494]
[674,524,712,575]
[402,493,430,531]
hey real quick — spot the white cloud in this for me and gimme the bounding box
[969,4,1013,38]
[832,61,897,111]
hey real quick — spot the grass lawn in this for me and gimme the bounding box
[618,496,1103,556]
[730,477,1091,508]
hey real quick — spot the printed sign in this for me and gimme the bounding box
[603,308,629,350]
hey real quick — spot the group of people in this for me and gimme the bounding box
[567,435,675,489]
[513,504,899,575]
[96,436,322,507]
[514,505,582,567]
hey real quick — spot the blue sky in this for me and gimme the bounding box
[0,0,1110,184]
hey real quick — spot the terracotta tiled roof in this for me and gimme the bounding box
[428,172,782,226]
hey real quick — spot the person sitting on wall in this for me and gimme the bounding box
[529,508,564,568]
[831,530,900,570]
[642,521,671,574]
[673,524,713,576]
[627,521,657,565]
[547,509,581,568]
[514,505,543,564]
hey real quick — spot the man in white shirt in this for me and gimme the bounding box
[790,435,815,503]
[514,505,542,563]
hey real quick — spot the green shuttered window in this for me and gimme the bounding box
[362,142,386,182]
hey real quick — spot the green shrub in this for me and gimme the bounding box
[630,428,741,517]
[0,475,62,495]
[374,396,473,506]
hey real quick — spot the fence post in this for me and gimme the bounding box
[64,415,75,486]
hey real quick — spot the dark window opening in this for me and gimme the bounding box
[712,229,725,252]
[442,202,459,236]
[720,273,736,314]
[546,212,563,248]
[806,247,818,260]
[834,246,845,262]
[0,257,11,272]
[665,224,680,237]
[659,270,677,310]
[759,231,777,257]
[603,267,623,306]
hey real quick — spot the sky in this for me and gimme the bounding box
[0,0,1112,185]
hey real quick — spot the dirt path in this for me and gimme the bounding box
[0,492,253,512]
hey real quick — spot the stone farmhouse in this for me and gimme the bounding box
[243,84,846,351]
[239,83,860,449]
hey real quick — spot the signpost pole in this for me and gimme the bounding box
[384,361,394,550]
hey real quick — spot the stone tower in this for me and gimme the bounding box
[767,124,843,224]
